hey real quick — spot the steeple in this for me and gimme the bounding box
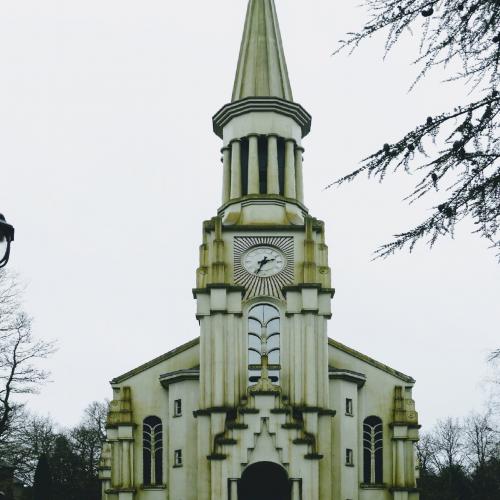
[213,0,311,218]
[232,0,293,102]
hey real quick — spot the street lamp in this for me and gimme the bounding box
[0,214,14,269]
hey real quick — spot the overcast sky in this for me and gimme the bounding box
[1,0,499,431]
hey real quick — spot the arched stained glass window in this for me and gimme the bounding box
[248,304,280,385]
[363,416,383,484]
[143,416,163,486]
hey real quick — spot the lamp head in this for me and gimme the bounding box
[0,214,15,269]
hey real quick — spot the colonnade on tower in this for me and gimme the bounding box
[220,135,305,203]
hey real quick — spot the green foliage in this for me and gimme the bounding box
[331,0,500,259]
[33,454,52,500]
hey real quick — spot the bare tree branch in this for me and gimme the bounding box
[0,270,56,440]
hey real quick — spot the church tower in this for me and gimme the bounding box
[100,2,420,500]
[194,1,334,497]
[195,0,334,497]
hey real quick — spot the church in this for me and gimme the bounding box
[99,1,420,500]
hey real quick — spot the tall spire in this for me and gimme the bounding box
[232,0,293,102]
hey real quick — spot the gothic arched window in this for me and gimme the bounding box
[143,416,163,486]
[248,304,280,385]
[363,416,383,484]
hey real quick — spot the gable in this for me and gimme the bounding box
[328,338,415,384]
[111,337,200,384]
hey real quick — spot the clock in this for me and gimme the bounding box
[234,237,294,299]
[243,246,286,277]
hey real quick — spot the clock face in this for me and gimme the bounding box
[234,237,294,300]
[243,246,286,277]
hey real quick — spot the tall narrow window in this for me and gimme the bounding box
[248,304,280,385]
[240,137,249,196]
[143,416,163,486]
[174,449,183,467]
[174,399,182,417]
[363,416,383,484]
[346,398,353,416]
[277,137,286,195]
[345,448,354,466]
[258,135,268,194]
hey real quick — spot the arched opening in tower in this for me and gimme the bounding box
[238,461,291,500]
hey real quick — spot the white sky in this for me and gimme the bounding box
[1,0,499,431]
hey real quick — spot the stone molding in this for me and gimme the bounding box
[213,97,311,138]
[159,368,199,388]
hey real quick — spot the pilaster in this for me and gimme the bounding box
[195,286,245,408]
[391,386,420,495]
[104,387,136,499]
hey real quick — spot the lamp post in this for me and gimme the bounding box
[0,214,14,269]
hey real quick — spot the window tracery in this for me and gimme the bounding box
[143,416,163,485]
[248,304,280,385]
[363,416,383,484]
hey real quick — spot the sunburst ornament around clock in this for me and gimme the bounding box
[234,237,294,300]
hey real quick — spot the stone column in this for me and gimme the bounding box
[230,140,242,199]
[121,440,131,488]
[295,146,305,203]
[284,139,296,198]
[267,135,280,194]
[247,134,260,194]
[395,438,406,487]
[230,480,239,500]
[291,480,301,500]
[222,147,231,204]
[111,439,121,488]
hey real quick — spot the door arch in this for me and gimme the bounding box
[238,461,291,500]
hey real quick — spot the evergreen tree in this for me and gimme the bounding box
[470,458,500,500]
[33,454,52,500]
[49,435,82,500]
[331,0,500,260]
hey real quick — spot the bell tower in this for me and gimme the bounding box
[194,1,334,499]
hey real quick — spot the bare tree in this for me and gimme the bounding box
[331,0,500,260]
[416,431,437,475]
[432,417,465,470]
[463,411,499,469]
[82,401,108,445]
[1,413,58,485]
[0,270,56,440]
[70,401,109,480]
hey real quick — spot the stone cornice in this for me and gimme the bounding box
[217,194,309,216]
[213,97,312,138]
[283,283,336,298]
[329,368,367,387]
[159,368,199,388]
[192,284,245,299]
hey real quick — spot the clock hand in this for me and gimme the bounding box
[256,257,277,275]
[255,257,269,274]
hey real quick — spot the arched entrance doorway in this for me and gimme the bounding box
[238,461,291,500]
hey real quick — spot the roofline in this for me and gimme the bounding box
[110,335,415,385]
[111,337,200,385]
[328,338,416,384]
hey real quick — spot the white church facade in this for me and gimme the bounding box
[99,1,420,500]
